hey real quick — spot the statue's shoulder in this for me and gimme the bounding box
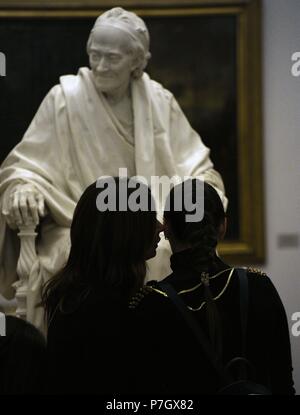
[144,73,173,103]
[59,73,78,84]
[34,83,63,110]
[59,67,88,96]
[38,74,76,104]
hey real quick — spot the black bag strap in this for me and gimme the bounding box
[158,280,229,384]
[236,267,248,357]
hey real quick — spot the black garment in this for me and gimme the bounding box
[0,316,46,395]
[128,249,295,395]
[46,288,130,394]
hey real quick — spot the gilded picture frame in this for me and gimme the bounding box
[0,0,263,264]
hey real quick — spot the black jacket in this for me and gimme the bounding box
[46,289,130,394]
[128,249,295,395]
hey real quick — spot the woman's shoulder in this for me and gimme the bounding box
[243,267,274,292]
[128,281,169,310]
[229,267,288,321]
[128,280,181,319]
[245,267,268,278]
[231,267,275,297]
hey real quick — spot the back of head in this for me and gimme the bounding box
[70,177,157,289]
[43,177,157,321]
[164,179,226,270]
[0,316,46,394]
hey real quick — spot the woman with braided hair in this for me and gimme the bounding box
[128,179,295,395]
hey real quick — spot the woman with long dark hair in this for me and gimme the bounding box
[43,177,161,394]
[129,179,295,394]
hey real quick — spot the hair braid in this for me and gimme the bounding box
[164,179,226,365]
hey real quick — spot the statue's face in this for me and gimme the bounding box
[88,25,136,96]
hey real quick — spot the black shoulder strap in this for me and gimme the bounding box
[236,268,248,357]
[158,281,228,383]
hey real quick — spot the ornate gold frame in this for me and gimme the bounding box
[0,0,264,264]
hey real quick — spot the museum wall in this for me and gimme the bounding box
[261,0,300,394]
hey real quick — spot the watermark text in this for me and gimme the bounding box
[0,312,6,336]
[96,169,204,222]
[0,52,6,77]
[291,312,300,337]
[291,52,300,77]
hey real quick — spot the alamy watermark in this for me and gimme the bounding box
[291,52,300,77]
[95,168,204,222]
[0,52,6,77]
[0,312,6,336]
[291,312,300,337]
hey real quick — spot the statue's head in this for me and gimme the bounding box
[87,7,151,94]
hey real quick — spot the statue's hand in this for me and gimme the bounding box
[3,183,46,228]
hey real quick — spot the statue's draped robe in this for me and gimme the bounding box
[0,68,226,329]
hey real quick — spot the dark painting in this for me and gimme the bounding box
[145,15,238,239]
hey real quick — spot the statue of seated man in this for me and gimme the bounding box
[0,7,227,330]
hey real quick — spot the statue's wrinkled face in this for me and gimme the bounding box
[88,25,136,96]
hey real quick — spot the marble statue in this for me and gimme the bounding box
[0,7,227,330]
